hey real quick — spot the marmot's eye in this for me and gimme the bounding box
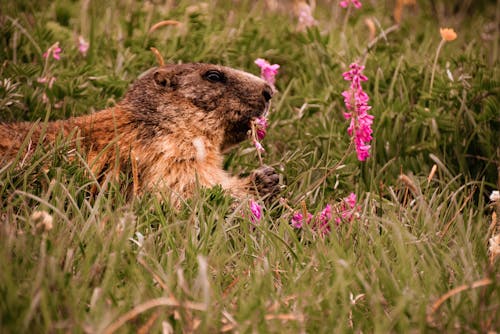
[204,70,225,83]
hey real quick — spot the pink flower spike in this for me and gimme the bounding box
[291,212,313,229]
[43,42,62,60]
[78,36,89,56]
[311,204,332,235]
[37,76,56,89]
[340,0,362,8]
[254,58,280,87]
[255,116,268,140]
[318,204,332,225]
[52,47,62,60]
[342,62,374,161]
[296,2,318,31]
[345,193,357,208]
[249,200,262,223]
[337,193,361,224]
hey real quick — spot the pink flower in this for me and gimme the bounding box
[291,212,313,228]
[255,116,268,140]
[291,204,332,235]
[342,63,374,161]
[53,47,62,60]
[255,58,280,87]
[78,36,89,56]
[335,193,360,225]
[296,3,318,31]
[249,200,262,223]
[253,139,265,152]
[292,194,361,232]
[340,0,362,9]
[43,43,62,60]
[315,204,332,234]
[37,76,56,89]
[345,192,357,208]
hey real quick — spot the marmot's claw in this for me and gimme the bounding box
[250,165,281,200]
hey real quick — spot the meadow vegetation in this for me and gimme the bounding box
[0,0,499,332]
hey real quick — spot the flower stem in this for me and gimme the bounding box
[251,121,264,166]
[342,5,352,33]
[429,39,445,94]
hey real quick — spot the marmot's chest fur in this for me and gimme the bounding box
[0,63,280,204]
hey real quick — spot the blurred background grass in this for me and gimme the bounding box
[0,0,499,332]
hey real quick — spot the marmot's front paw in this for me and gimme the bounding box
[249,165,281,201]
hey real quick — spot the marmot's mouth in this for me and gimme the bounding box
[220,103,268,153]
[245,102,269,136]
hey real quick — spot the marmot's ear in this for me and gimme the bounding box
[153,68,172,88]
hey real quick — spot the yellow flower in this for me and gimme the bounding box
[440,28,457,42]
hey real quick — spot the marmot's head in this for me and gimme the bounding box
[122,63,273,151]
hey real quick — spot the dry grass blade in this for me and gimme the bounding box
[427,164,438,183]
[398,174,418,195]
[150,47,165,67]
[102,297,206,334]
[427,278,493,324]
[222,275,239,298]
[364,18,376,41]
[265,313,304,322]
[137,309,161,334]
[148,20,181,34]
[220,323,236,332]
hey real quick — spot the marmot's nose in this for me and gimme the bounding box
[262,85,273,102]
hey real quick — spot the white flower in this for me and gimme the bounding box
[489,234,500,258]
[490,190,500,203]
[31,210,53,232]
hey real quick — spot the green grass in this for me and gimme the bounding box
[1,0,499,332]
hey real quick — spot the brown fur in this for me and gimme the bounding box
[0,63,280,204]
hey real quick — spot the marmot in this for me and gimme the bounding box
[0,63,280,204]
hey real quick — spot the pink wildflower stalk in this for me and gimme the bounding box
[291,212,313,228]
[250,104,268,155]
[78,36,89,56]
[291,193,361,232]
[43,42,62,60]
[315,204,332,235]
[342,63,374,161]
[340,0,362,9]
[345,192,357,208]
[254,58,279,88]
[252,59,277,159]
[255,116,268,140]
[37,76,56,89]
[291,204,332,235]
[335,192,359,225]
[296,2,318,31]
[249,200,262,223]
